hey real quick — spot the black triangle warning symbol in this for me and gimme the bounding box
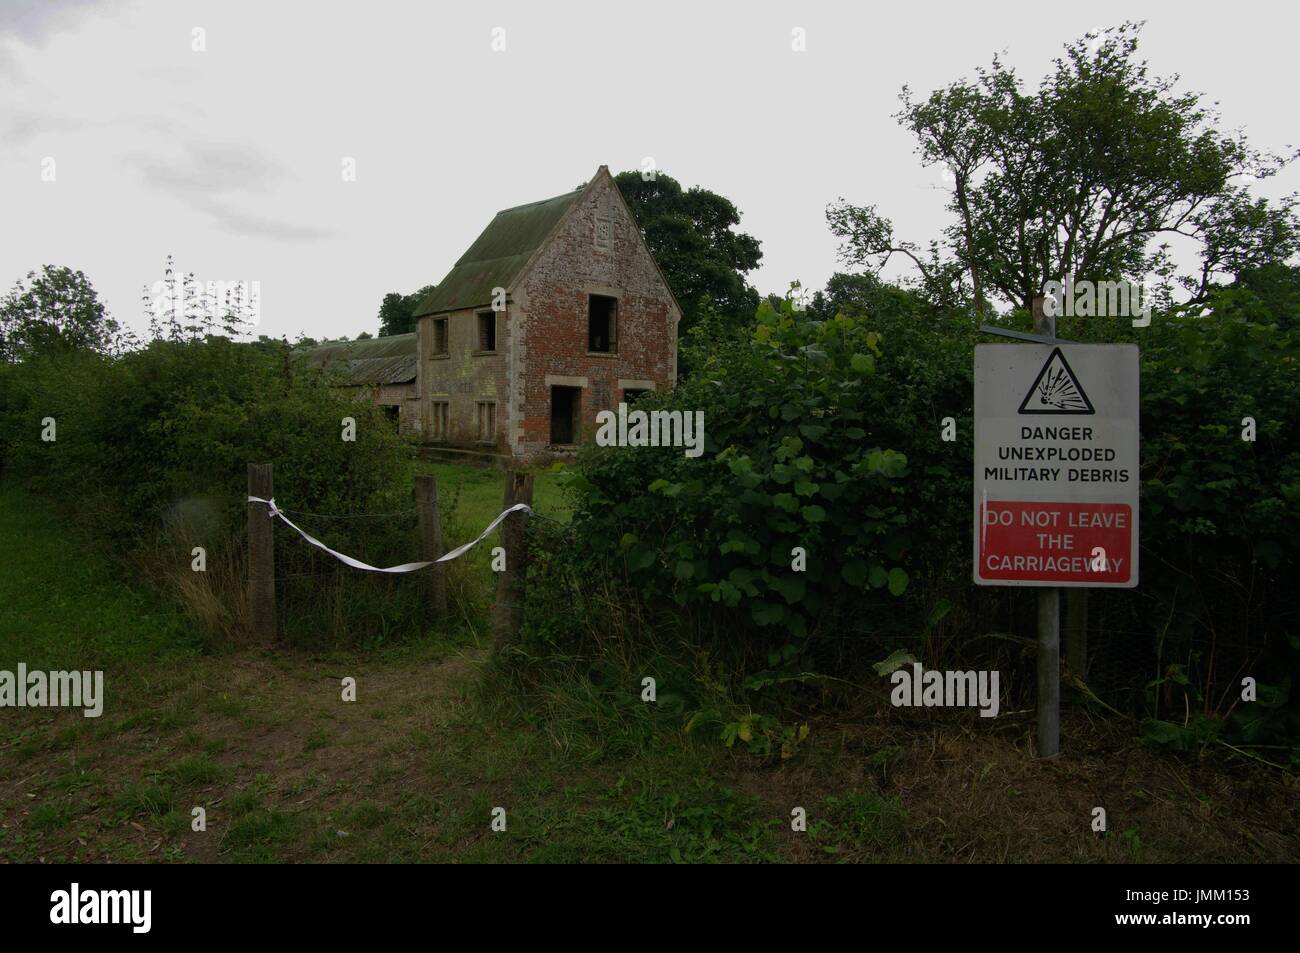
[1017,347,1094,415]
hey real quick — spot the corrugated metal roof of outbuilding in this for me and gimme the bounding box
[298,332,417,385]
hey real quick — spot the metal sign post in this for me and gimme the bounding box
[975,307,1139,757]
[1035,303,1060,758]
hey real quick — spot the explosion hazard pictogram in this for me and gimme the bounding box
[1017,347,1095,414]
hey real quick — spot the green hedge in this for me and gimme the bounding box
[0,339,417,647]
[1,339,407,528]
[529,290,1300,729]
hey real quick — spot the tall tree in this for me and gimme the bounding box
[377,292,408,336]
[378,285,435,337]
[0,265,121,361]
[806,271,929,323]
[614,170,762,337]
[827,23,1298,316]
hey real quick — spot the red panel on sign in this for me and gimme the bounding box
[979,501,1132,583]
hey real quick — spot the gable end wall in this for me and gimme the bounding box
[511,175,678,457]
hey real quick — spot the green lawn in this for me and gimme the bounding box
[411,461,571,532]
[0,482,201,671]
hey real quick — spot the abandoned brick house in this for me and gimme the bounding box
[304,166,680,460]
[413,165,680,459]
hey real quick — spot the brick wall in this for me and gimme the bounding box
[512,173,678,458]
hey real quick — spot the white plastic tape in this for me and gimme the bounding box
[247,496,532,574]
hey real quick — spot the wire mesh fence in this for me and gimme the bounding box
[268,506,435,646]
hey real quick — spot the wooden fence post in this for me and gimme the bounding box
[247,462,276,643]
[491,469,534,652]
[415,473,447,621]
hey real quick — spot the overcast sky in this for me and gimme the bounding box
[1,0,1296,342]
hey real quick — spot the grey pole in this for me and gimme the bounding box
[1031,297,1061,757]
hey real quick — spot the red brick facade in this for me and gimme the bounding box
[511,171,678,457]
[418,168,679,460]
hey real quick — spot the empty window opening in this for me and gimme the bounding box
[550,386,582,445]
[476,401,496,443]
[477,312,496,352]
[433,318,448,355]
[623,388,649,404]
[587,295,617,353]
[431,401,449,440]
[382,405,400,425]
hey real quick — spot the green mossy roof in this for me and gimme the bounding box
[412,188,584,317]
[298,332,417,385]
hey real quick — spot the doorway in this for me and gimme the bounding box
[550,386,581,445]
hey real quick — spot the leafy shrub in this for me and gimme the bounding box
[0,337,414,646]
[1,339,407,529]
[533,297,933,663]
[527,284,1299,745]
[1056,296,1300,716]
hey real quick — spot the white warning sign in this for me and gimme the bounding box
[974,344,1139,588]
